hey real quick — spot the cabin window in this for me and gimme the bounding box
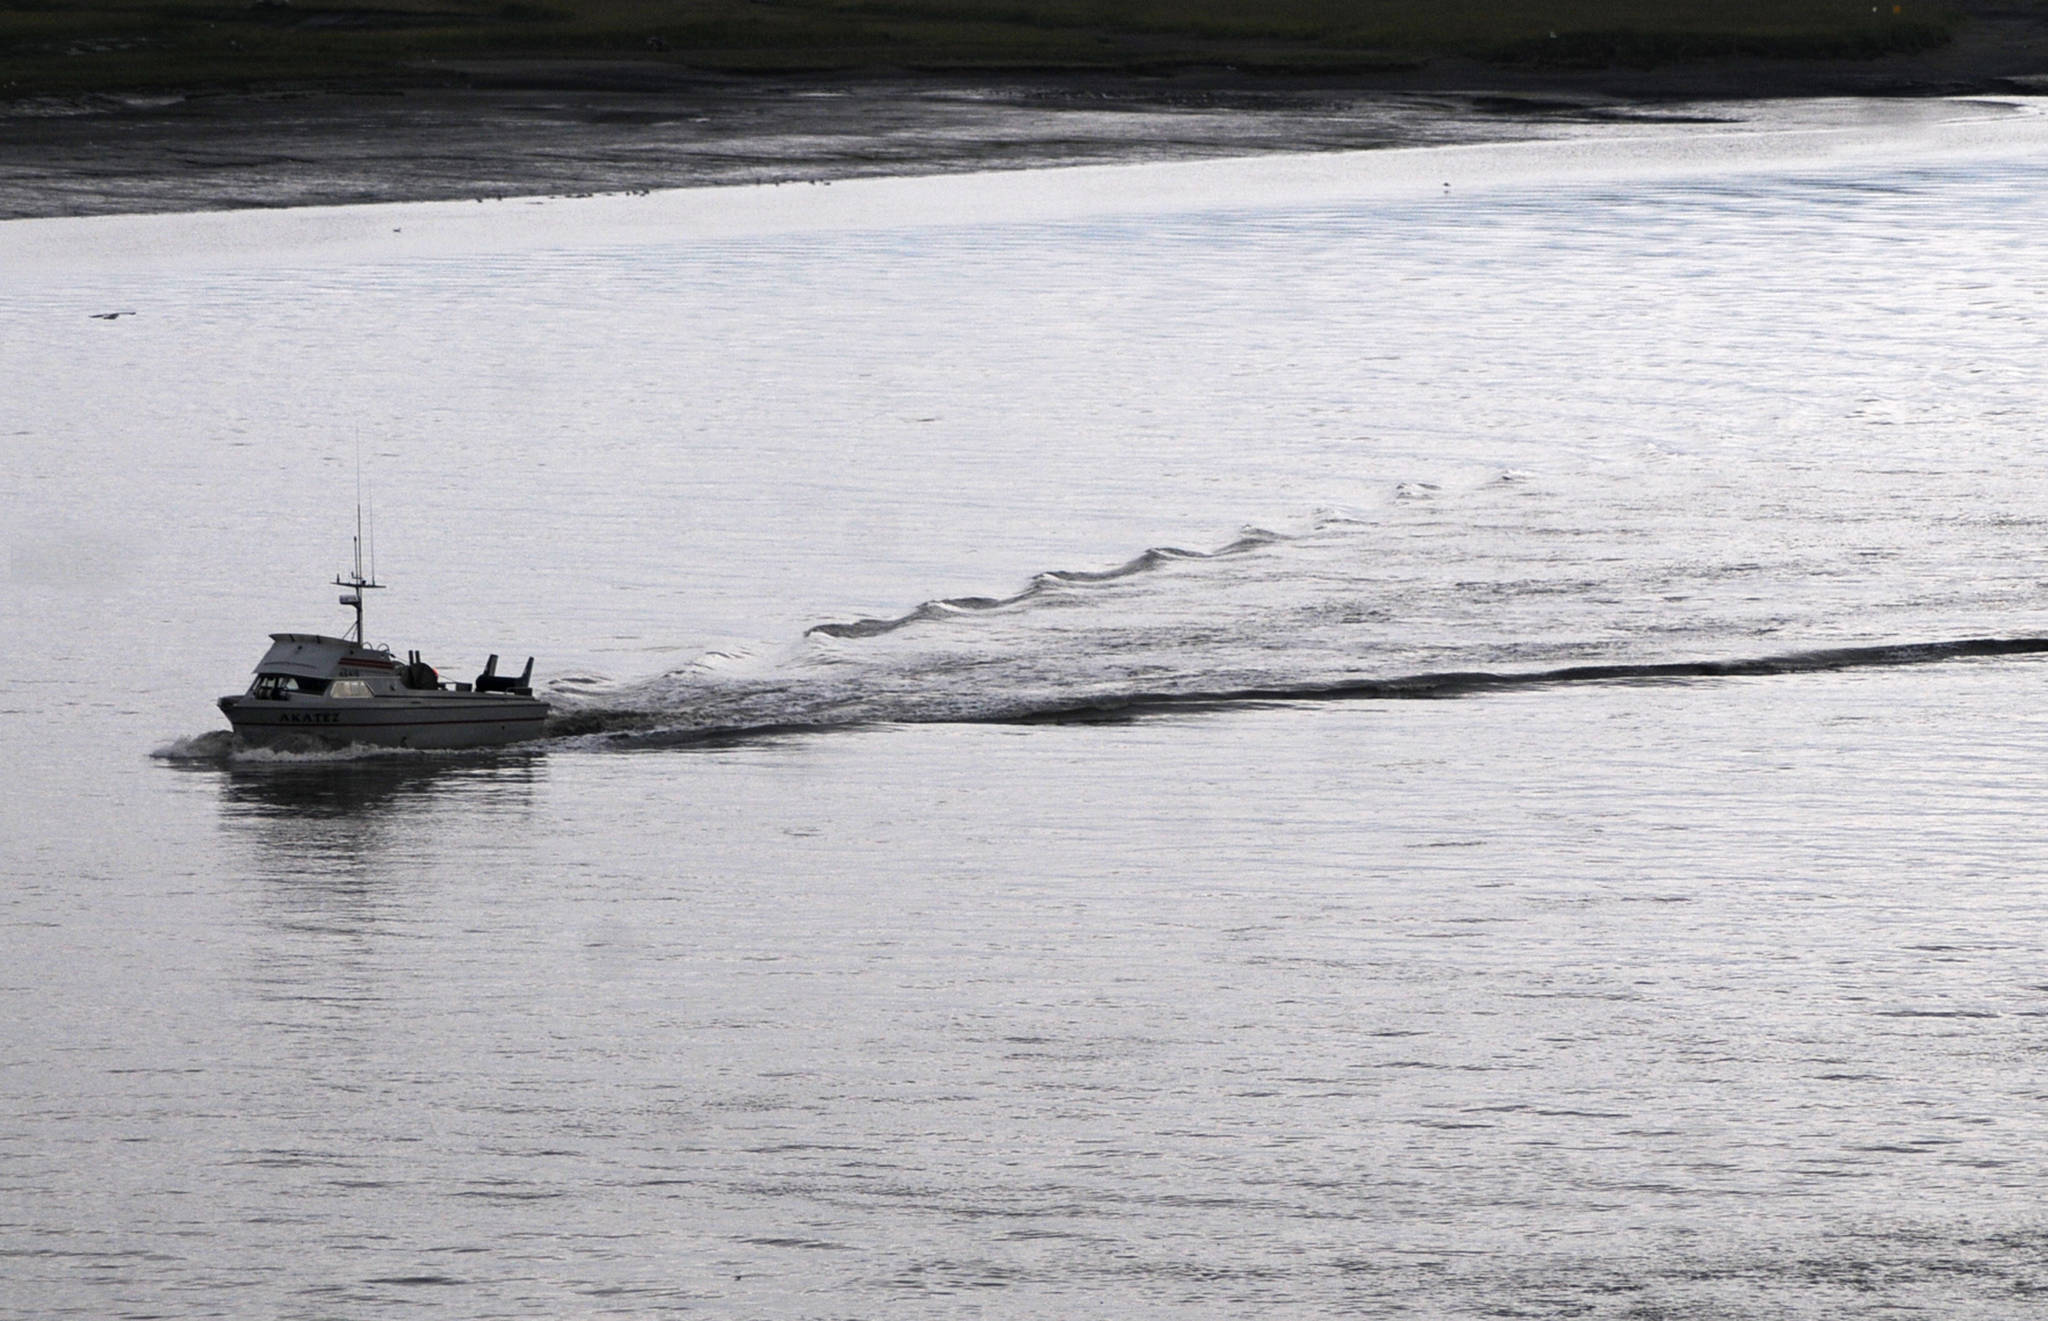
[328,680,373,699]
[250,674,330,699]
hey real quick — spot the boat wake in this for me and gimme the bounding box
[805,529,1286,639]
[539,490,2048,747]
[548,634,2048,748]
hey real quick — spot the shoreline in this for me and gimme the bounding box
[6,39,2048,221]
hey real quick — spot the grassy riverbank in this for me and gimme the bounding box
[2,0,1959,99]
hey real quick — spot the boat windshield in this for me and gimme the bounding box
[250,674,330,699]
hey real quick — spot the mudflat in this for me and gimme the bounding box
[4,1,2047,220]
[0,76,1771,220]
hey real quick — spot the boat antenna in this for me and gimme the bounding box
[336,441,384,644]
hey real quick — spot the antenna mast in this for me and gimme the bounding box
[336,469,384,645]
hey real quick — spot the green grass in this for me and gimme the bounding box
[0,0,1960,97]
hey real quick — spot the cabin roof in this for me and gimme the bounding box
[253,634,394,677]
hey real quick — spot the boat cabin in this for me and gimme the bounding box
[244,633,433,698]
[240,633,531,700]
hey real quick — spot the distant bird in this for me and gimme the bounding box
[91,311,133,320]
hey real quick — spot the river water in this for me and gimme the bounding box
[7,97,2048,1318]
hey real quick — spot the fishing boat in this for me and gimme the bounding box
[216,524,549,750]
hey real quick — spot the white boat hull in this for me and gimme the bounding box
[218,692,549,750]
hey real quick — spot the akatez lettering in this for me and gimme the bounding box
[279,712,341,724]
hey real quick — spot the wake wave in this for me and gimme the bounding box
[1002,636,2048,717]
[806,529,1285,639]
[553,636,2048,747]
[151,728,503,766]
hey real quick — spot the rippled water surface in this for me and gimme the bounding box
[7,99,2048,1318]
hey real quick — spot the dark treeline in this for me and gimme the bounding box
[2,0,1960,98]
